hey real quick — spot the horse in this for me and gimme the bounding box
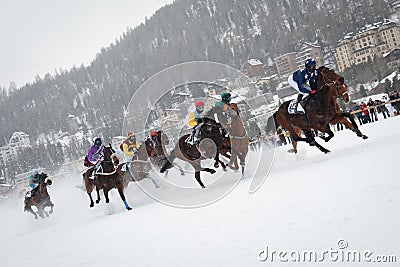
[267,66,367,154]
[207,103,249,175]
[24,173,54,219]
[83,144,132,210]
[160,117,224,188]
[225,103,249,176]
[117,131,181,189]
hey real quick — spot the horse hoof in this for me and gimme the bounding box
[214,163,219,168]
[362,135,369,139]
[90,203,94,208]
[127,207,133,211]
[96,200,100,204]
[180,171,185,176]
[106,200,110,204]
[223,168,227,172]
[210,169,216,174]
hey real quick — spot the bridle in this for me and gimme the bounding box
[317,69,349,100]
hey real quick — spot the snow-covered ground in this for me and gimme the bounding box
[1,116,400,266]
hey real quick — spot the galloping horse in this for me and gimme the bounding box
[24,173,54,219]
[160,117,223,188]
[119,131,177,188]
[207,103,249,175]
[268,66,367,154]
[83,144,132,210]
[225,103,249,175]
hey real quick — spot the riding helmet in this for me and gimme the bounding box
[221,92,231,103]
[195,101,205,107]
[305,58,317,68]
[94,137,102,146]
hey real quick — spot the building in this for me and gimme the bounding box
[274,42,323,76]
[384,47,400,70]
[295,42,324,70]
[0,132,31,165]
[335,19,400,72]
[274,52,297,76]
[242,59,265,80]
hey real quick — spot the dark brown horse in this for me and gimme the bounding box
[268,66,367,154]
[160,117,223,188]
[24,173,54,219]
[121,130,173,188]
[83,144,132,210]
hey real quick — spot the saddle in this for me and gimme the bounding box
[288,96,310,115]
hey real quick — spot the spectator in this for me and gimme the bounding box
[360,102,371,124]
[367,98,377,122]
[382,95,394,117]
[352,103,363,126]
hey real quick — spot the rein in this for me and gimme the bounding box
[317,69,348,99]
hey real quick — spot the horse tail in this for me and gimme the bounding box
[265,113,278,134]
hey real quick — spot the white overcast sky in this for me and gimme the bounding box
[0,0,175,88]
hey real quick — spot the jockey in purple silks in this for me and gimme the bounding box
[87,137,105,179]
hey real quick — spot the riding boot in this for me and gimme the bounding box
[293,94,303,114]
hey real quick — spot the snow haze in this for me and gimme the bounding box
[0,0,175,89]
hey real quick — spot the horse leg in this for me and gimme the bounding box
[103,189,110,204]
[96,186,101,204]
[342,113,368,139]
[195,171,206,188]
[37,206,46,219]
[117,186,132,211]
[87,192,95,208]
[319,124,334,142]
[148,176,160,188]
[302,130,330,154]
[25,202,39,219]
[49,203,54,214]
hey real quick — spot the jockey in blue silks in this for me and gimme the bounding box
[288,58,318,113]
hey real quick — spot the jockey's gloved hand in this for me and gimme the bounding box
[302,84,312,92]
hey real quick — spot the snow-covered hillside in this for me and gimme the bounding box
[0,116,399,266]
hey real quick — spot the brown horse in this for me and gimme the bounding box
[83,144,132,210]
[24,173,54,219]
[207,103,249,175]
[120,130,172,188]
[268,66,367,154]
[226,103,249,176]
[160,117,223,188]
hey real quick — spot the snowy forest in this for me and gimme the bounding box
[0,0,398,175]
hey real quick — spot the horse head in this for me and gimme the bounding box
[198,117,224,142]
[146,131,169,158]
[39,173,52,186]
[104,144,119,165]
[318,66,350,103]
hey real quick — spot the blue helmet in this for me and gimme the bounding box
[305,58,317,68]
[94,137,102,146]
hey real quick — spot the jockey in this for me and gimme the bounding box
[87,137,105,179]
[121,132,140,171]
[288,58,318,114]
[26,170,40,197]
[214,92,232,137]
[148,131,158,157]
[187,100,205,145]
